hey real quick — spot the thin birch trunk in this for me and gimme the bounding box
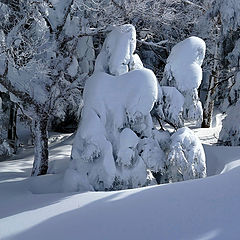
[31,114,49,176]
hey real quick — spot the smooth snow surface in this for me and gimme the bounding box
[1,130,240,240]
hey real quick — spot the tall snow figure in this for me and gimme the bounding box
[162,36,206,126]
[64,25,164,191]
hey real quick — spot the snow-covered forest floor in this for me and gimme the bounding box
[0,113,240,240]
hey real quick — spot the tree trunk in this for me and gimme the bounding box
[8,102,17,152]
[201,72,217,128]
[31,114,49,176]
[202,36,218,128]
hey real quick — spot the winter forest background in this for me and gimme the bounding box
[1,0,240,239]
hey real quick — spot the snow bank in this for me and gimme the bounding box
[1,137,240,240]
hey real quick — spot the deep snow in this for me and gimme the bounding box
[1,123,240,240]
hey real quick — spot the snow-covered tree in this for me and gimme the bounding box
[0,0,93,175]
[64,24,208,192]
[201,0,240,144]
[166,127,206,182]
[219,101,240,146]
[161,36,206,127]
[63,24,166,191]
[0,94,15,157]
[198,0,240,128]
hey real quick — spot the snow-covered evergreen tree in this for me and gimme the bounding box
[219,101,240,146]
[161,36,206,127]
[206,0,240,145]
[64,25,166,191]
[166,127,206,182]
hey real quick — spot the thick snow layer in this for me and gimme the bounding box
[45,0,73,30]
[1,131,240,240]
[215,0,240,35]
[7,62,50,104]
[222,71,240,110]
[94,24,138,76]
[67,56,78,77]
[164,36,206,91]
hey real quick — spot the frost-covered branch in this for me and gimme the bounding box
[0,61,39,108]
[182,0,206,11]
[137,39,168,49]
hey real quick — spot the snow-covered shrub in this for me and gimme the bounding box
[64,25,165,191]
[162,36,206,126]
[219,101,240,146]
[166,127,206,182]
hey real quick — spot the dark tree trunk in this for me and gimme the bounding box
[31,114,49,176]
[8,102,17,152]
[202,37,219,128]
[202,72,217,128]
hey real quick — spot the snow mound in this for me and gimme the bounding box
[166,127,206,182]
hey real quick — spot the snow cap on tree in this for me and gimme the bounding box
[164,36,206,91]
[94,24,142,76]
